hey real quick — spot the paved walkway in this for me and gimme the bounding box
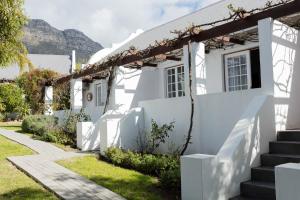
[0,128,126,200]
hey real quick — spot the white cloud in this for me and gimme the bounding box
[24,0,219,47]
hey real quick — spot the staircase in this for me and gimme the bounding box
[230,130,300,200]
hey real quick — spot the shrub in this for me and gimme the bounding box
[104,147,180,191]
[0,113,5,122]
[61,109,91,144]
[22,115,58,135]
[0,83,28,118]
[22,109,91,147]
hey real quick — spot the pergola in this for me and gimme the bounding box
[46,0,300,86]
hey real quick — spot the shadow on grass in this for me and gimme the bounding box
[90,175,180,200]
[0,187,56,200]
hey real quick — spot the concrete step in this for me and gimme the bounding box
[251,166,275,183]
[261,153,300,167]
[277,130,300,142]
[270,141,300,155]
[229,196,265,200]
[240,181,275,200]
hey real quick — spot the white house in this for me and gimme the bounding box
[46,0,300,199]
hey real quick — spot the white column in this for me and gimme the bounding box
[44,86,53,115]
[71,79,83,110]
[275,163,300,200]
[71,50,76,73]
[70,50,83,110]
[181,154,215,200]
[258,17,274,95]
[191,42,206,95]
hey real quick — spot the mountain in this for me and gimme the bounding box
[23,19,103,62]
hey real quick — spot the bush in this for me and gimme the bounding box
[0,83,29,118]
[159,161,181,190]
[104,147,180,191]
[61,109,91,144]
[0,113,5,122]
[22,115,57,135]
[21,112,90,147]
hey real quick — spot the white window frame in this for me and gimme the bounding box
[165,65,185,98]
[224,50,252,92]
[95,83,104,107]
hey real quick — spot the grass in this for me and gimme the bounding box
[0,135,57,200]
[58,156,178,200]
[0,122,77,152]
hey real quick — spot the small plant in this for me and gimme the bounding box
[148,120,175,153]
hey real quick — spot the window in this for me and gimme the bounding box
[96,84,104,106]
[225,51,251,92]
[166,65,185,98]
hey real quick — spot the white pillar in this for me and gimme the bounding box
[191,42,206,95]
[275,163,300,200]
[44,86,53,115]
[71,50,76,73]
[258,18,274,95]
[71,79,83,110]
[181,154,215,200]
[70,50,83,110]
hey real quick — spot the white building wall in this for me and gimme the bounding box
[271,20,300,130]
[82,79,105,122]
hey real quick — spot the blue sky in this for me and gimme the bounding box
[25,0,219,47]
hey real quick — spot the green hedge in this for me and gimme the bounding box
[104,147,180,191]
[22,115,57,135]
[21,115,74,145]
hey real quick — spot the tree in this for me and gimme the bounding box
[16,69,70,114]
[0,0,31,70]
[0,84,27,114]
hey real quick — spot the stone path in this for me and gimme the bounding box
[0,128,126,200]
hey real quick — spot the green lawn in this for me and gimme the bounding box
[0,135,57,200]
[59,156,178,200]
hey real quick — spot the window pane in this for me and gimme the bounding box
[166,65,185,98]
[234,57,240,65]
[228,58,233,66]
[241,55,246,64]
[241,65,247,75]
[229,77,234,87]
[241,75,248,85]
[227,53,249,92]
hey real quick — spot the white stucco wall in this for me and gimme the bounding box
[182,95,275,200]
[271,20,300,130]
[82,79,106,122]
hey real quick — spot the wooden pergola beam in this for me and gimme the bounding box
[50,0,300,85]
[126,61,158,68]
[216,36,245,45]
[155,54,181,61]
